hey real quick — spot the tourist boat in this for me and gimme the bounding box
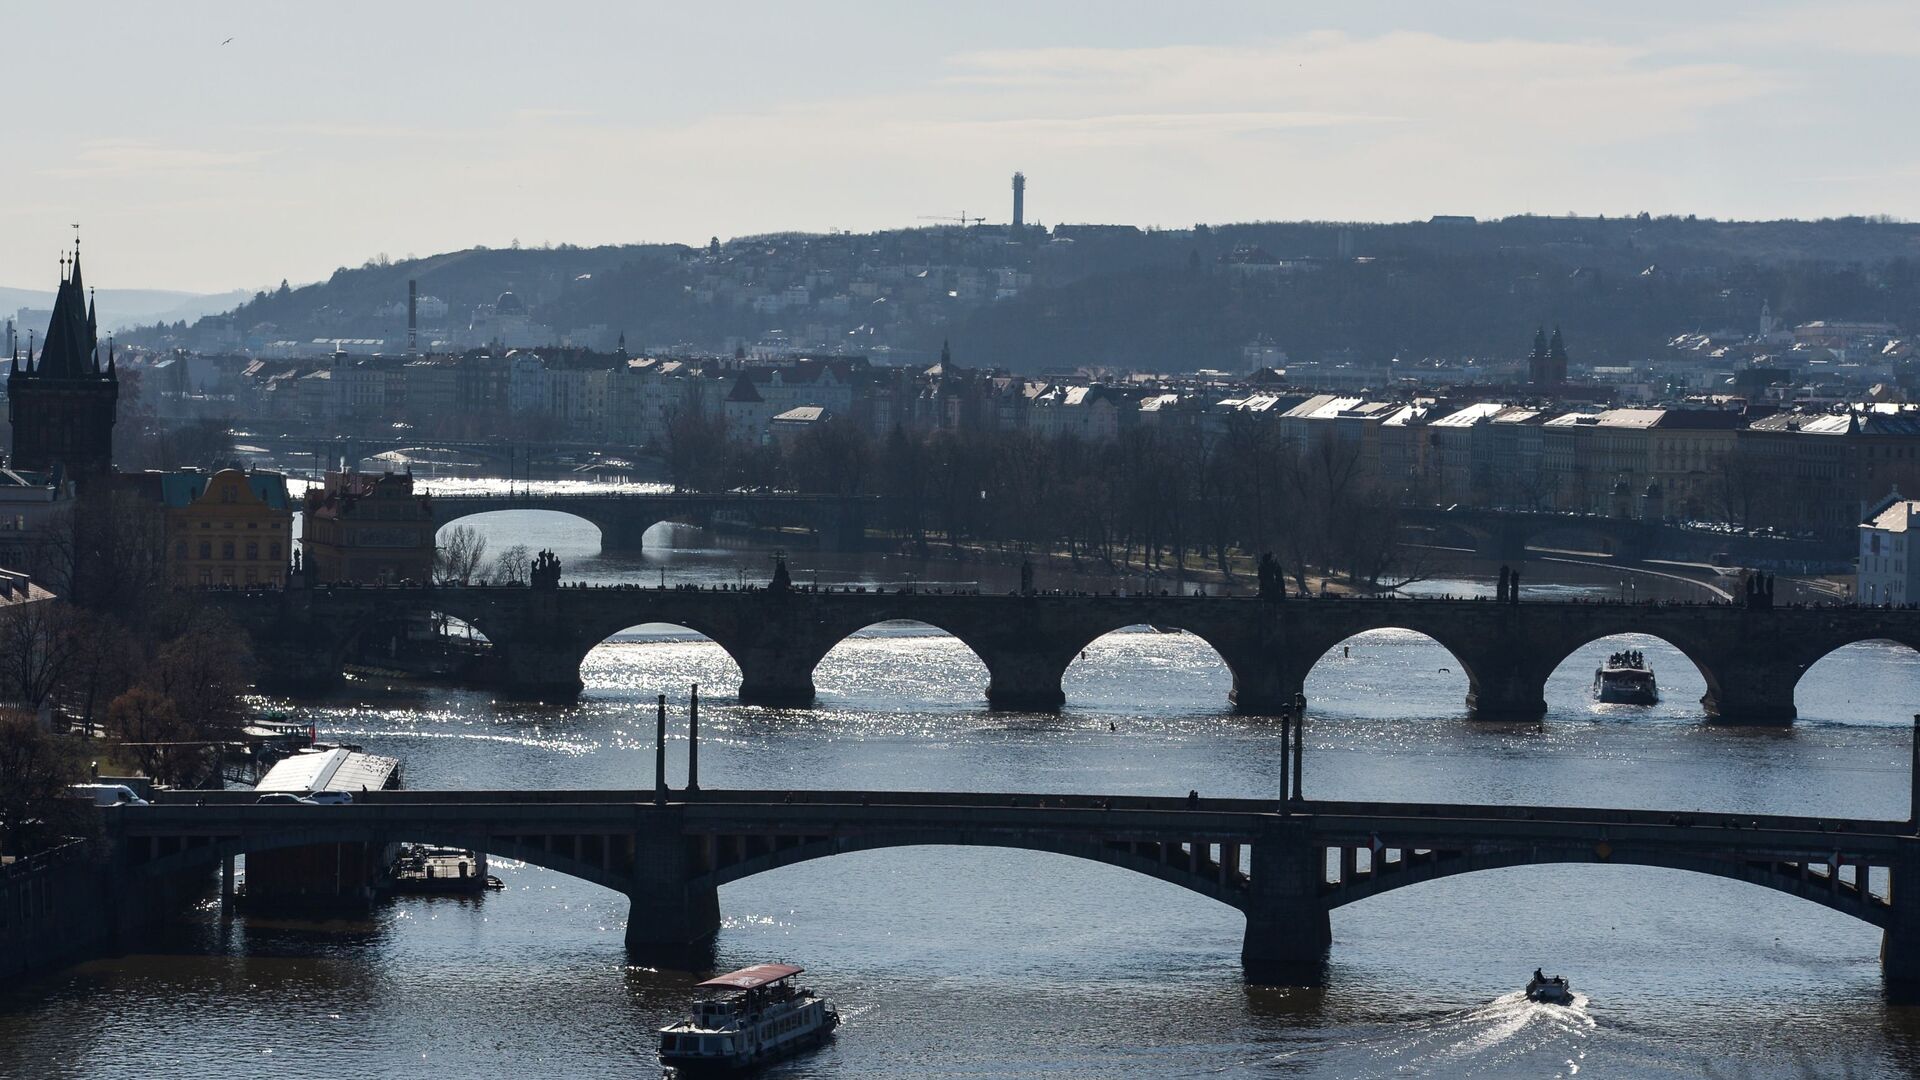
[658,963,838,1074]
[1592,650,1658,705]
[1525,971,1575,1005]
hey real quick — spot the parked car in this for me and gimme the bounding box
[306,791,354,805]
[70,783,149,807]
[255,792,317,805]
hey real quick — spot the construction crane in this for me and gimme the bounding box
[917,212,987,227]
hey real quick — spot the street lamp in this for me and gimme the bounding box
[1290,692,1306,806]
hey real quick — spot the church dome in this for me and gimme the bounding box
[494,291,526,316]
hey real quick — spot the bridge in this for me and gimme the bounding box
[107,785,1920,990]
[228,583,1920,723]
[426,491,876,551]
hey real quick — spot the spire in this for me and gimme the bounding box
[941,339,952,367]
[1548,326,1567,361]
[1531,327,1548,360]
[107,336,116,377]
[33,249,96,378]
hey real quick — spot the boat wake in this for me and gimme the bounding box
[1272,990,1595,1078]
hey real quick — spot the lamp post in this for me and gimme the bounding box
[1290,692,1306,806]
[1279,703,1292,811]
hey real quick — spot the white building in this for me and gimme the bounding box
[1858,494,1920,604]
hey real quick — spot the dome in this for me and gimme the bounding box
[494,291,526,316]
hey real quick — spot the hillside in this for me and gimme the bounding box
[130,215,1920,368]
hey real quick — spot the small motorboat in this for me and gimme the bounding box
[659,963,838,1075]
[1525,970,1574,1005]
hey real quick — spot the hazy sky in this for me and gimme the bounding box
[6,1,1918,293]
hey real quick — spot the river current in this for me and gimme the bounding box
[4,507,1919,1079]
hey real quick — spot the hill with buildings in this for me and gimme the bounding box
[119,215,1920,370]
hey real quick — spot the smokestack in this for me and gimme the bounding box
[407,279,418,354]
[1012,171,1026,230]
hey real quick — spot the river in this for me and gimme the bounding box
[3,509,1919,1079]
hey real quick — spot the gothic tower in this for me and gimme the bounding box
[9,244,119,479]
[1547,326,1569,384]
[1527,327,1550,385]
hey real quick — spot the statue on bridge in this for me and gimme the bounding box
[1020,558,1035,597]
[769,554,792,594]
[1258,552,1285,602]
[530,549,563,589]
[1497,565,1511,603]
[1744,570,1775,612]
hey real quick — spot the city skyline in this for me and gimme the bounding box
[7,0,1920,293]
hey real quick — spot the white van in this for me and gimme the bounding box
[71,783,150,807]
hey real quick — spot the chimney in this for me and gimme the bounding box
[407,279,418,355]
[1012,172,1026,230]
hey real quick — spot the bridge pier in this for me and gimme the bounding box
[1241,823,1331,985]
[491,638,588,701]
[983,651,1069,712]
[1226,661,1301,717]
[624,820,721,969]
[593,516,655,553]
[736,647,818,708]
[1701,663,1798,725]
[1461,663,1548,722]
[1882,839,1920,1000]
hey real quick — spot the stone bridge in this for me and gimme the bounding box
[1400,506,1657,562]
[426,491,876,551]
[109,788,1920,990]
[223,585,1920,723]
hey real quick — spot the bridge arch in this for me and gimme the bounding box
[582,622,746,696]
[690,831,1250,911]
[1541,631,1716,718]
[1793,636,1920,726]
[810,619,992,708]
[125,824,639,898]
[1320,844,1893,931]
[1300,626,1477,720]
[1061,624,1236,715]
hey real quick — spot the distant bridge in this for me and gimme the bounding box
[110,787,1920,989]
[426,491,876,551]
[223,584,1920,723]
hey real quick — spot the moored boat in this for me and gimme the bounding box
[1593,650,1657,705]
[659,963,838,1075]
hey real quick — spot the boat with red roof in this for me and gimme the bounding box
[658,962,838,1075]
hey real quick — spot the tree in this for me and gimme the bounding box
[0,709,85,855]
[0,599,75,714]
[435,525,488,584]
[488,544,533,585]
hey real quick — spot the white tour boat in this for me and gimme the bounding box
[659,963,838,1075]
[1592,649,1658,705]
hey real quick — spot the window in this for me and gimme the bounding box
[245,568,258,585]
[198,569,211,586]
[175,541,187,559]
[221,541,235,560]
[199,541,212,559]
[269,542,281,559]
[246,541,259,560]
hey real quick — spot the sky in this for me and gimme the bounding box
[5,1,1920,294]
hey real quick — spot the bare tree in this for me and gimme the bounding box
[435,525,488,584]
[0,709,85,855]
[0,599,75,713]
[488,544,533,585]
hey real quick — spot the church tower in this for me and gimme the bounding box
[1547,326,1569,384]
[1527,327,1550,385]
[9,243,119,479]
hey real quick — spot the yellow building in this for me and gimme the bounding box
[155,468,293,587]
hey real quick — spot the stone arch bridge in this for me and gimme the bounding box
[223,586,1920,724]
[428,491,876,551]
[109,789,1920,991]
